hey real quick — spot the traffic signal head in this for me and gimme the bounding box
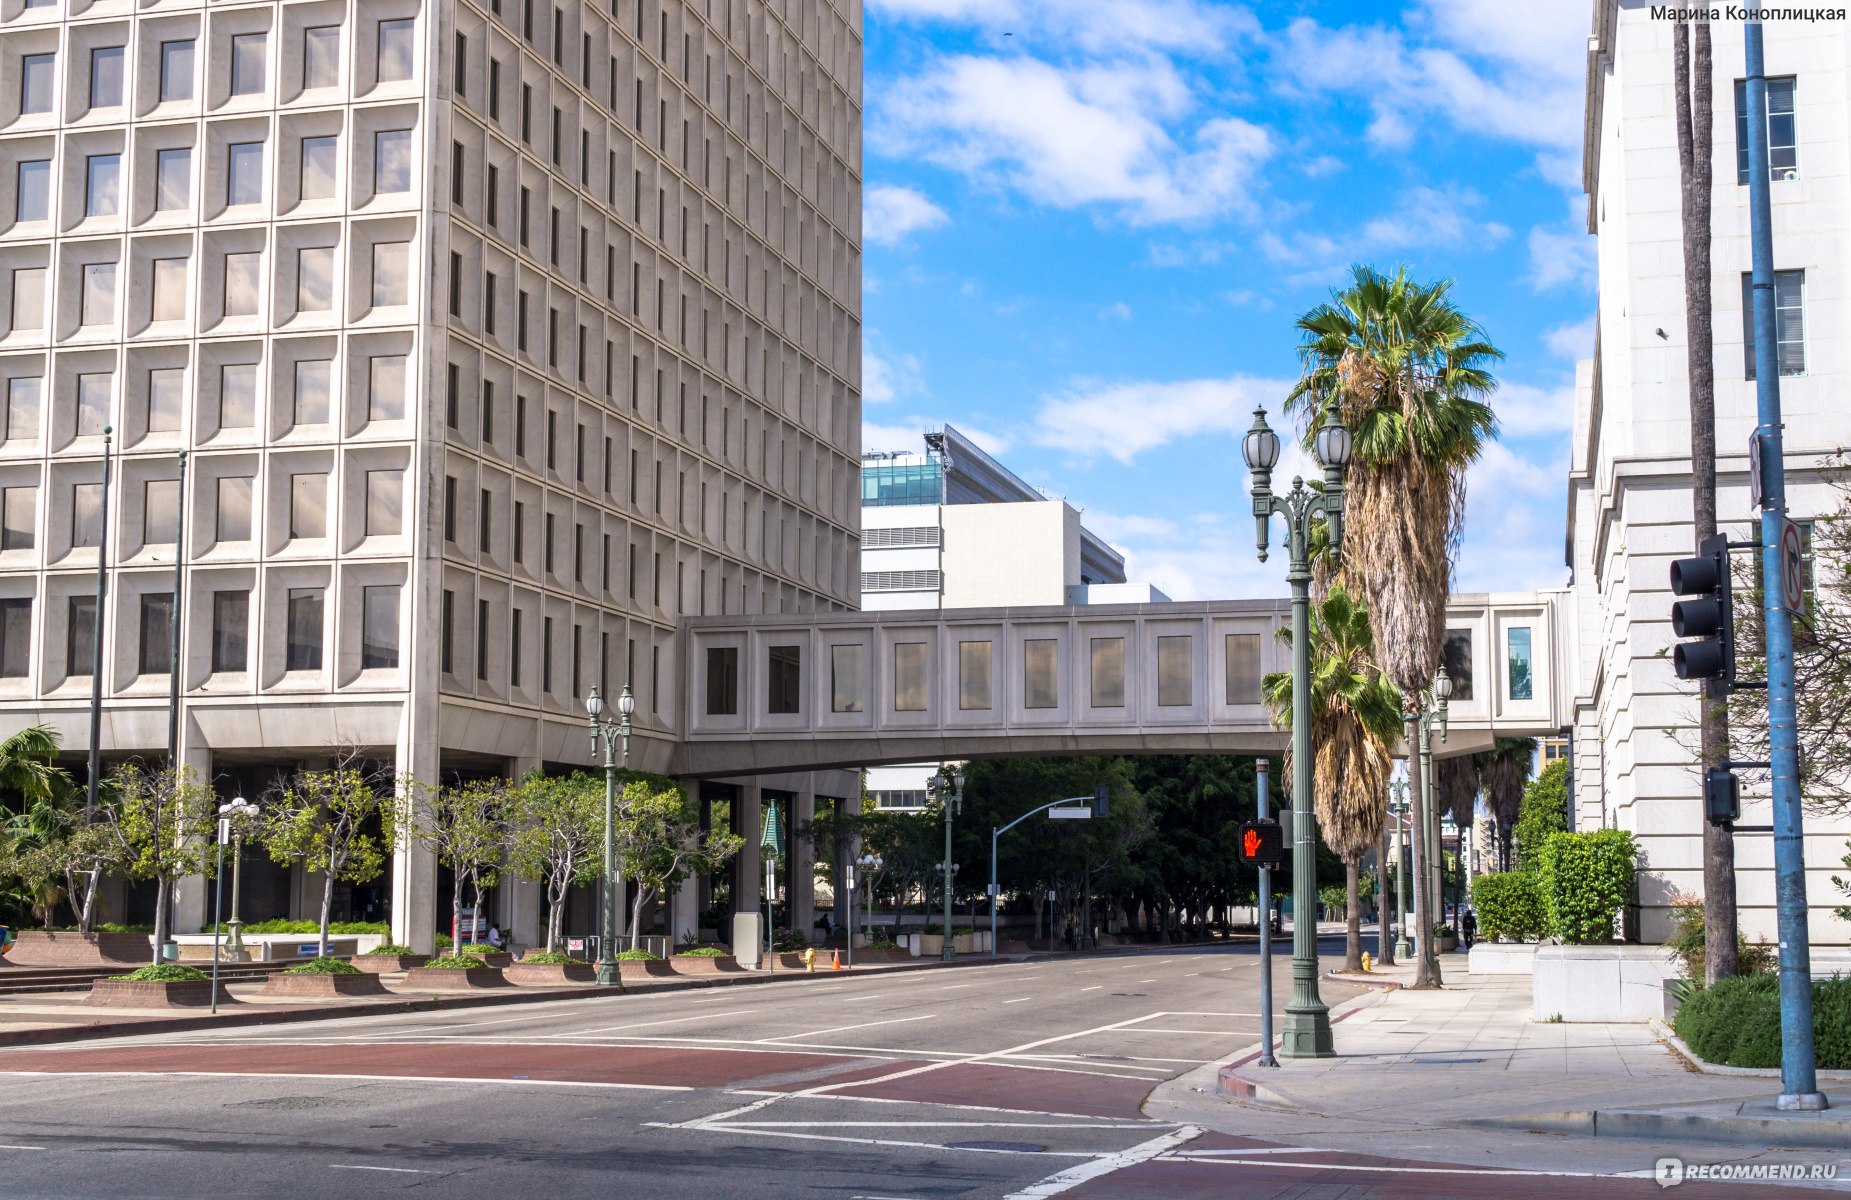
[1670,534,1735,698]
[1704,767,1740,827]
[1237,820,1285,867]
[1094,785,1110,819]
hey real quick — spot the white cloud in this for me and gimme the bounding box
[1528,222,1597,292]
[1258,185,1509,275]
[1099,302,1134,321]
[862,417,931,455]
[1492,381,1577,438]
[862,337,926,406]
[1543,315,1596,361]
[863,184,950,247]
[1030,374,1297,465]
[875,54,1272,225]
[1087,510,1290,601]
[868,0,1255,56]
[1455,438,1572,594]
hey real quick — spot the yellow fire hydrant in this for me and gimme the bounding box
[803,946,816,972]
[1361,951,1373,973]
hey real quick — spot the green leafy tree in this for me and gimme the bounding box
[0,725,79,928]
[1512,758,1570,871]
[506,771,604,953]
[107,762,215,962]
[259,754,398,958]
[414,778,511,955]
[1288,263,1502,988]
[1537,829,1637,944]
[613,773,743,949]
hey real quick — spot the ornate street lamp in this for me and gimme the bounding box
[926,764,964,961]
[587,683,635,987]
[1405,668,1451,982]
[1390,777,1411,962]
[857,852,883,956]
[1243,406,1351,1058]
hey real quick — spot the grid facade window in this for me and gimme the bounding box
[1742,270,1806,379]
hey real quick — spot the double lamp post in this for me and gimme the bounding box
[587,683,635,988]
[927,764,965,961]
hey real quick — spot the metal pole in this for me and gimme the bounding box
[1394,783,1410,961]
[228,828,245,960]
[1377,811,1392,966]
[210,824,225,1015]
[1745,21,1824,1111]
[845,863,854,969]
[1256,758,1277,1068]
[766,851,775,974]
[1282,527,1333,1057]
[1411,724,1429,970]
[596,738,617,986]
[990,828,999,958]
[166,451,187,767]
[941,778,956,962]
[84,428,113,821]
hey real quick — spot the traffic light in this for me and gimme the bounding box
[1094,785,1109,819]
[1705,767,1740,828]
[1671,533,1735,697]
[1237,819,1285,867]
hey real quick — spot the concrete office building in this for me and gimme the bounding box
[0,0,864,952]
[1573,6,1851,945]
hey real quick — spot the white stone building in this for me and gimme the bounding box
[1573,4,1851,946]
[0,0,865,952]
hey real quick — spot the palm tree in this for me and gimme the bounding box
[1478,737,1536,872]
[0,725,68,808]
[1288,264,1502,987]
[1673,19,1736,984]
[1265,584,1404,971]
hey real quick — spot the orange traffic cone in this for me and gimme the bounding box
[832,948,842,970]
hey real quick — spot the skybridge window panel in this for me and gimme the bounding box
[1024,638,1059,710]
[1157,635,1192,708]
[1223,633,1261,705]
[1442,629,1474,701]
[1089,637,1125,709]
[958,640,992,711]
[830,642,864,713]
[767,643,801,714]
[1507,627,1534,702]
[705,645,737,715]
[893,641,928,712]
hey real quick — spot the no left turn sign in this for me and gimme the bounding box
[1781,518,1807,617]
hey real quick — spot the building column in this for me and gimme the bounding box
[669,777,703,948]
[170,721,212,934]
[732,782,762,967]
[791,781,816,939]
[391,714,440,954]
[503,755,545,952]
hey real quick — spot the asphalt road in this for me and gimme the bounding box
[0,940,1836,1198]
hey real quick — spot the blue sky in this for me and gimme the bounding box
[857,0,1595,601]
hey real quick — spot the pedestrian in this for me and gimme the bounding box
[1462,909,1478,948]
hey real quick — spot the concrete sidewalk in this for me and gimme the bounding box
[1148,957,1851,1182]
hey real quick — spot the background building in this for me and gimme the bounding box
[1572,5,1850,948]
[0,0,865,951]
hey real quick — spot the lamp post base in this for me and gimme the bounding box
[1280,1005,1335,1059]
[594,958,622,988]
[1777,1092,1830,1112]
[1393,935,1410,961]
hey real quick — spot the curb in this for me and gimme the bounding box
[1647,1018,1851,1083]
[1212,987,1388,1106]
[1458,1105,1851,1150]
[1325,970,1404,991]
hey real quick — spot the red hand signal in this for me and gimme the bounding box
[1243,829,1262,859]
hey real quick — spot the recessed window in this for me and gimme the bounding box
[368,354,406,420]
[296,246,334,311]
[286,588,324,671]
[361,585,400,669]
[293,360,331,424]
[159,40,194,103]
[20,54,55,116]
[958,640,992,711]
[215,476,253,542]
[70,482,102,547]
[218,363,257,429]
[67,596,96,677]
[1442,630,1475,701]
[74,372,109,437]
[15,160,50,222]
[303,26,340,90]
[300,136,338,201]
[365,470,402,536]
[1024,638,1059,709]
[80,263,116,326]
[146,368,183,432]
[1742,270,1805,379]
[1735,76,1798,184]
[768,645,801,714]
[85,154,121,217]
[377,19,415,83]
[705,646,738,715]
[230,33,267,97]
[6,378,41,442]
[1224,633,1261,705]
[226,142,264,207]
[10,268,44,332]
[1090,637,1125,708]
[154,148,190,212]
[290,472,326,538]
[1157,635,1192,707]
[371,241,409,307]
[894,642,927,712]
[2,487,34,551]
[89,47,125,109]
[0,598,27,678]
[830,643,864,713]
[142,480,178,545]
[1507,627,1534,702]
[211,591,248,673]
[374,129,412,193]
[138,594,174,677]
[222,252,262,317]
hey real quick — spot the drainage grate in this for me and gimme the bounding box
[1410,1057,1486,1065]
[946,1141,1047,1154]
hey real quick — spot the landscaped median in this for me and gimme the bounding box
[84,964,238,1009]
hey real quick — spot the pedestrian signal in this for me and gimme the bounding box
[1237,820,1285,867]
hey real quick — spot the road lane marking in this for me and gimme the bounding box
[0,1144,45,1150]
[1080,986,1102,992]
[1164,1156,1671,1180]
[700,1126,1098,1157]
[329,1165,433,1175]
[1002,997,1033,1004]
[1137,979,1157,984]
[762,1014,939,1042]
[0,1069,690,1093]
[561,1009,757,1035]
[1005,1125,1204,1198]
[724,1121,1158,1130]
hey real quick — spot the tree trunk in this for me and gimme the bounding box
[451,877,466,957]
[631,886,651,951]
[1674,19,1738,984]
[1343,858,1363,971]
[1410,750,1441,987]
[319,867,335,958]
[546,877,565,955]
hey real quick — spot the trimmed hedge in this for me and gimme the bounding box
[518,951,577,965]
[1537,829,1636,944]
[365,944,418,956]
[1675,974,1851,1069]
[284,956,362,975]
[207,920,390,935]
[111,964,208,982]
[1471,872,1548,942]
[675,946,727,957]
[614,948,659,961]
[426,955,488,969]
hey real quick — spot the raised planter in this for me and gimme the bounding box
[617,958,678,981]
[260,972,388,998]
[400,964,510,990]
[351,953,430,973]
[12,931,152,967]
[85,978,238,1008]
[1532,945,1680,1022]
[446,949,513,967]
[1469,942,1540,976]
[506,960,598,985]
[668,954,745,975]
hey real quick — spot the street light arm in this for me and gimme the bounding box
[995,796,1099,840]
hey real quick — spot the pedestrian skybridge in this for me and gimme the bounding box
[676,594,1570,778]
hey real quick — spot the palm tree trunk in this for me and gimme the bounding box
[1377,819,1394,966]
[1343,859,1362,971]
[1409,750,1440,987]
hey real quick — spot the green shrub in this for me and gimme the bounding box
[675,946,727,957]
[614,948,659,961]
[425,955,487,969]
[49,923,155,934]
[365,944,418,956]
[1471,872,1549,942]
[1811,976,1851,1069]
[1664,894,1776,980]
[205,920,390,935]
[1676,974,1851,1070]
[111,964,208,982]
[435,933,453,950]
[1537,829,1636,944]
[285,957,362,975]
[867,937,899,950]
[1512,759,1570,870]
[518,951,577,964]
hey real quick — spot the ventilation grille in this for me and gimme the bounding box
[863,526,941,549]
[862,570,942,592]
